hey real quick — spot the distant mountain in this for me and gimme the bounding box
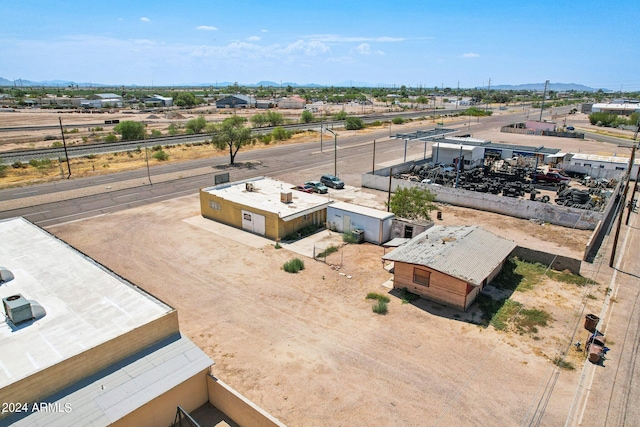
[488,83,608,92]
[0,77,610,92]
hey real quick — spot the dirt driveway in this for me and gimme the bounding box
[49,192,598,426]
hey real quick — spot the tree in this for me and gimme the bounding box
[250,113,268,128]
[387,187,437,220]
[300,110,314,123]
[114,121,144,141]
[173,92,198,107]
[265,111,285,127]
[210,116,254,165]
[344,116,364,130]
[185,116,207,134]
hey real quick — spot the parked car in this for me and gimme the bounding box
[531,172,571,184]
[295,184,314,193]
[320,174,344,189]
[566,126,575,131]
[304,180,328,194]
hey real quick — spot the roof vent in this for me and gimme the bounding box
[281,192,293,204]
[0,267,15,284]
[246,182,255,192]
[3,294,34,324]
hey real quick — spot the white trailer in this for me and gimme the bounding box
[326,201,395,245]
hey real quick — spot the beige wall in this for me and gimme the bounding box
[0,311,179,411]
[207,375,287,427]
[392,262,472,311]
[200,189,327,240]
[112,369,209,427]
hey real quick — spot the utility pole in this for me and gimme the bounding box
[625,119,640,225]
[143,121,152,185]
[372,139,376,174]
[610,143,636,267]
[58,117,71,178]
[539,80,549,122]
[487,78,491,111]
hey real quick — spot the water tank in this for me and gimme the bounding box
[3,294,34,324]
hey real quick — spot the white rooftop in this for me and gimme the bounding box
[328,201,395,220]
[0,218,173,390]
[570,153,640,164]
[203,176,334,221]
[433,142,480,152]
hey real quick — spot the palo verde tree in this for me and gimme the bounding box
[210,116,255,165]
[113,120,145,141]
[387,186,437,220]
[185,115,207,134]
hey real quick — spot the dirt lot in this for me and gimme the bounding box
[49,192,602,426]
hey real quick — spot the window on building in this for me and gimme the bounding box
[616,167,625,171]
[584,163,591,168]
[463,159,471,165]
[599,165,605,169]
[574,163,581,166]
[413,268,430,287]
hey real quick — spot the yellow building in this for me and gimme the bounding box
[200,177,333,241]
[0,218,285,427]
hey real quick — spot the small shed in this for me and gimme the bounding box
[326,201,395,245]
[382,225,516,310]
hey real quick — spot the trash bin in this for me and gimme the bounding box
[584,314,599,332]
[436,211,442,220]
[352,229,365,244]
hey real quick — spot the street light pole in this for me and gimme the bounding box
[326,128,337,176]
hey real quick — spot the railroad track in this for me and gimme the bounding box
[0,109,464,164]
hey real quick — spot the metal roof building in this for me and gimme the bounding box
[382,225,516,310]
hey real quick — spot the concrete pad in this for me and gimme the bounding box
[281,229,344,258]
[182,216,272,249]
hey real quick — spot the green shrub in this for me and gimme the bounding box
[272,126,291,141]
[152,149,169,161]
[152,144,162,151]
[316,245,338,258]
[400,287,420,304]
[392,117,405,125]
[343,231,359,244]
[0,163,6,178]
[333,110,347,120]
[151,129,162,137]
[372,300,388,314]
[552,356,575,370]
[103,133,118,143]
[12,161,26,169]
[366,293,390,303]
[344,116,364,130]
[283,258,305,273]
[51,141,63,147]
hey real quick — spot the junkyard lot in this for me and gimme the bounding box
[50,192,598,426]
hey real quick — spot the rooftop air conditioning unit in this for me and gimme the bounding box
[3,294,34,325]
[0,267,14,283]
[281,191,293,204]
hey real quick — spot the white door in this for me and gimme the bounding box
[241,210,266,236]
[343,214,351,232]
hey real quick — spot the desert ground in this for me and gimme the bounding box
[4,103,632,425]
[48,186,603,426]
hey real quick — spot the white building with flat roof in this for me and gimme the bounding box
[0,217,284,427]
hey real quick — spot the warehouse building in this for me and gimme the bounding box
[200,177,333,241]
[382,225,516,311]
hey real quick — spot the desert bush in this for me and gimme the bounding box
[283,258,305,273]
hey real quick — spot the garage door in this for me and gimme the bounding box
[242,210,266,236]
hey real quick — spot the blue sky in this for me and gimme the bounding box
[1,0,637,90]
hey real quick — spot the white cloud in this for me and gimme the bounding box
[283,40,330,56]
[140,17,150,22]
[309,34,407,43]
[461,53,479,58]
[196,25,218,31]
[354,43,384,56]
[247,36,261,42]
[261,29,268,33]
